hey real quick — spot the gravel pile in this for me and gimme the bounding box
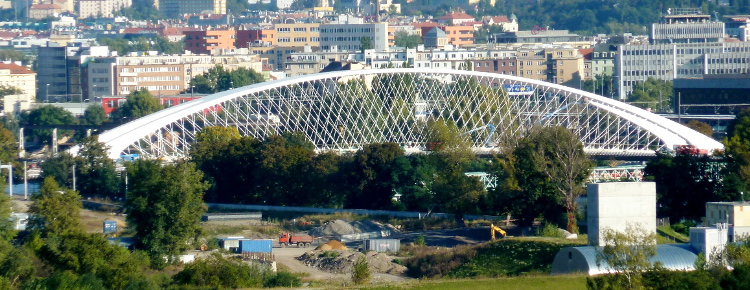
[309,219,398,237]
[297,250,406,275]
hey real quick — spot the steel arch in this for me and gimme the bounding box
[92,68,723,160]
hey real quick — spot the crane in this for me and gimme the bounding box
[461,123,497,147]
[491,223,506,240]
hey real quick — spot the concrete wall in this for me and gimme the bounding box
[587,182,656,246]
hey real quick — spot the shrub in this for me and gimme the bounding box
[319,251,339,258]
[172,253,264,288]
[414,234,426,246]
[352,256,371,285]
[263,271,302,288]
[670,219,696,236]
[536,223,565,238]
[403,245,477,278]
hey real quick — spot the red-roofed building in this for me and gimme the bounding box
[579,48,594,80]
[438,11,475,26]
[29,4,61,19]
[0,62,36,98]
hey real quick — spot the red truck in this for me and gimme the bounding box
[279,233,314,247]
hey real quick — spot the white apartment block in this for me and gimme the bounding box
[616,42,750,99]
[651,10,725,44]
[319,23,389,52]
[78,0,132,19]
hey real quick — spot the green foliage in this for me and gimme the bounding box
[112,89,163,119]
[320,251,340,258]
[360,36,374,52]
[721,263,750,290]
[40,152,76,189]
[596,223,657,289]
[0,123,18,190]
[685,120,714,137]
[645,152,728,221]
[656,225,690,243]
[125,160,208,268]
[117,0,162,21]
[627,78,673,112]
[190,65,264,94]
[448,238,582,278]
[0,238,36,288]
[27,177,83,238]
[75,137,120,198]
[394,31,423,48]
[20,105,77,144]
[414,235,426,246]
[263,271,302,288]
[0,194,14,241]
[404,245,477,278]
[346,143,410,210]
[82,104,106,126]
[0,49,32,66]
[669,220,696,237]
[172,253,264,288]
[352,255,371,285]
[493,126,592,232]
[536,223,564,238]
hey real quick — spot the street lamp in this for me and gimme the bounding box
[191,85,195,97]
[45,84,50,103]
[230,81,234,90]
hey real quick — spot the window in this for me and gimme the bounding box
[294,27,306,32]
[277,27,290,33]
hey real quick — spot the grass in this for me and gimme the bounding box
[657,225,690,243]
[366,275,587,290]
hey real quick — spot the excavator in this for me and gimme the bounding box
[490,223,507,240]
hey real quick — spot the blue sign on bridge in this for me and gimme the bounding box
[503,84,534,95]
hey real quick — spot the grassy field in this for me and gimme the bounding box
[657,225,690,243]
[367,275,587,290]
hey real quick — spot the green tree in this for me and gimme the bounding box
[394,31,423,48]
[20,105,77,144]
[190,65,263,94]
[0,124,18,194]
[0,194,14,242]
[360,36,374,52]
[685,120,714,137]
[527,126,592,233]
[582,74,616,97]
[74,137,120,198]
[125,160,208,268]
[27,177,83,238]
[345,143,410,210]
[112,88,162,119]
[0,239,37,289]
[352,255,371,285]
[40,152,76,189]
[82,104,106,125]
[627,78,673,112]
[595,223,657,289]
[645,151,728,221]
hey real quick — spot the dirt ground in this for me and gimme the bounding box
[273,247,413,284]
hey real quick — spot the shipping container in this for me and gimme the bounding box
[103,220,118,234]
[239,239,273,253]
[362,239,400,253]
[220,239,241,252]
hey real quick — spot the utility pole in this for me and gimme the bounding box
[72,164,76,192]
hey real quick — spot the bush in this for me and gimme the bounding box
[319,251,339,258]
[670,219,696,236]
[414,234,426,246]
[172,253,264,288]
[352,256,371,285]
[536,223,565,238]
[403,245,477,278]
[263,271,301,288]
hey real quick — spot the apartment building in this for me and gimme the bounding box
[472,48,518,77]
[548,46,584,87]
[158,0,226,18]
[78,0,132,18]
[285,50,352,77]
[319,23,389,52]
[28,4,61,19]
[273,22,320,47]
[0,63,36,98]
[443,25,474,47]
[86,52,264,99]
[236,29,275,47]
[184,30,236,54]
[516,48,548,82]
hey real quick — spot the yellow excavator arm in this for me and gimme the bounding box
[491,224,506,240]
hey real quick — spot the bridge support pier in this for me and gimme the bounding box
[18,128,24,158]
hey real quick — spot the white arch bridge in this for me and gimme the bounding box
[94,69,723,160]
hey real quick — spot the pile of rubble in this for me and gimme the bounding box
[297,250,406,275]
[309,219,398,237]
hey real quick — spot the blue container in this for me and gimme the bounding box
[239,239,272,253]
[103,220,118,234]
